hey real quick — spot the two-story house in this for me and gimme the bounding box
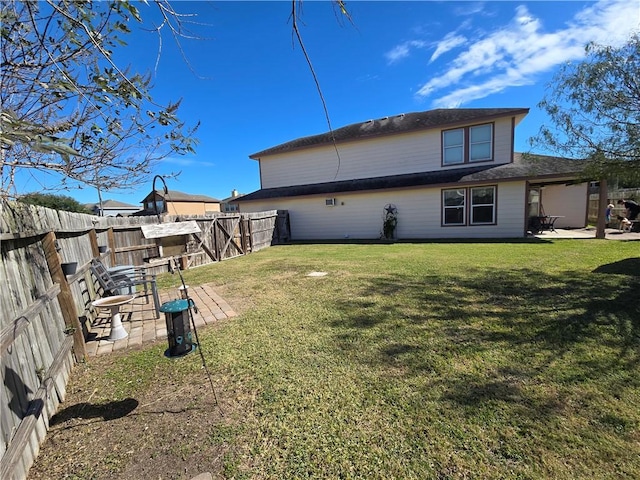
[236,108,589,240]
[138,189,220,216]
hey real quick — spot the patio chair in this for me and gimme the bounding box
[90,258,160,318]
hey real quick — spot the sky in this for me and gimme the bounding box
[16,0,640,206]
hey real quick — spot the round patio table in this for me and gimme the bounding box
[92,294,136,341]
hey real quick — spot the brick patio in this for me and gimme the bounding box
[85,283,236,357]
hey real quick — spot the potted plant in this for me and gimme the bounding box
[61,262,77,276]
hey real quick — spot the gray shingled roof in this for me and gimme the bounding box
[462,153,586,181]
[142,189,220,203]
[250,108,529,158]
[100,199,140,208]
[237,153,586,202]
[85,199,141,211]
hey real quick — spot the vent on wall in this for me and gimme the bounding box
[325,198,337,207]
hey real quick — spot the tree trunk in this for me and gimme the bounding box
[96,182,104,217]
[595,178,607,239]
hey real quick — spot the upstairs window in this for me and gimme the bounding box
[146,199,165,212]
[442,123,494,165]
[469,124,492,162]
[443,129,464,165]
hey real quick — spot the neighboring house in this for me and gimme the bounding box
[236,108,589,240]
[220,189,244,213]
[87,199,141,217]
[138,189,220,216]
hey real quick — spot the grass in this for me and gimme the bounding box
[39,240,640,479]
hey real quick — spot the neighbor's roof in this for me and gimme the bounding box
[221,193,245,203]
[249,108,529,158]
[101,199,140,209]
[236,153,586,202]
[141,189,220,203]
[85,199,140,210]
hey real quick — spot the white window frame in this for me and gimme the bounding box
[442,189,466,226]
[442,123,494,165]
[442,186,497,226]
[442,129,465,165]
[470,186,496,225]
[469,124,493,163]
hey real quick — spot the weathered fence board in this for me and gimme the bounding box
[0,338,74,480]
[1,201,286,480]
[587,188,640,223]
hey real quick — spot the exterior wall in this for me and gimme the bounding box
[258,117,516,189]
[167,201,220,215]
[241,181,527,240]
[539,183,588,228]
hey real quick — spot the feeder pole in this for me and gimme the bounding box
[152,175,168,222]
[172,257,223,415]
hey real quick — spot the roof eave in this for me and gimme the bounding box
[249,108,530,159]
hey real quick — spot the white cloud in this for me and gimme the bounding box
[384,40,427,64]
[415,0,640,106]
[453,2,487,17]
[385,44,411,64]
[429,32,467,63]
[162,156,216,167]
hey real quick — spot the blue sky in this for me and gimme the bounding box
[19,0,639,206]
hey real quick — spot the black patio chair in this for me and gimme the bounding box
[90,258,160,318]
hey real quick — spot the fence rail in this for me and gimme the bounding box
[587,188,640,224]
[0,201,288,480]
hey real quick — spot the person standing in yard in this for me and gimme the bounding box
[617,199,640,220]
[606,203,614,227]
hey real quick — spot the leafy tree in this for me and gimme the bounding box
[0,0,198,199]
[21,192,91,213]
[535,34,639,180]
[533,34,640,237]
[1,0,349,203]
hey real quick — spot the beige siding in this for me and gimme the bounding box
[539,183,588,228]
[259,118,516,189]
[167,201,220,215]
[493,117,514,163]
[241,181,527,240]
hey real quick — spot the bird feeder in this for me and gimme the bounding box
[160,298,197,358]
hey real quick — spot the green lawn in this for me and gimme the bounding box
[87,240,640,478]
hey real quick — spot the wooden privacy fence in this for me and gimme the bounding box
[0,201,288,480]
[587,188,640,224]
[89,210,290,274]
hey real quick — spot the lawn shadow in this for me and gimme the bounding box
[329,262,640,421]
[51,398,139,425]
[593,257,640,276]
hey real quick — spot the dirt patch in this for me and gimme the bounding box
[27,348,246,480]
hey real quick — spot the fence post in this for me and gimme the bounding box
[42,232,87,362]
[213,217,220,260]
[89,228,99,257]
[107,227,116,265]
[245,217,252,253]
